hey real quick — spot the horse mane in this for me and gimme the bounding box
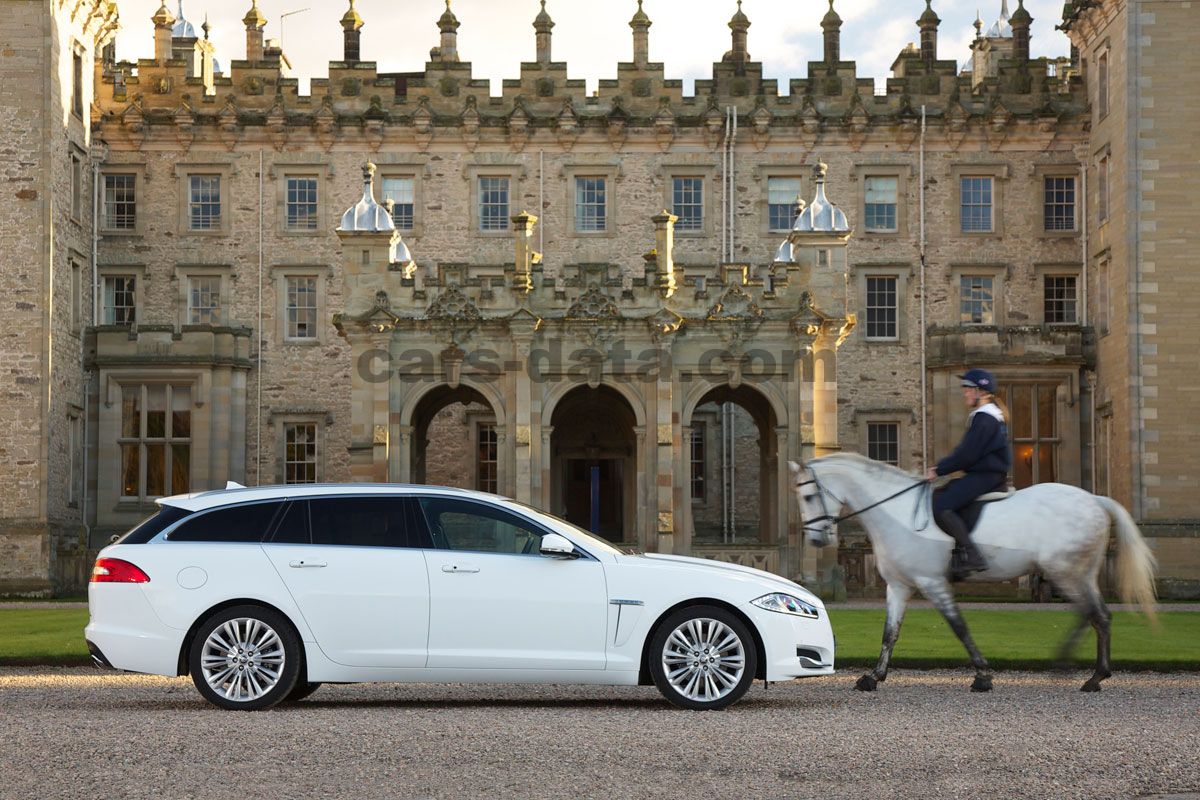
[810,451,918,483]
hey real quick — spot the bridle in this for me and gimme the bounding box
[797,464,932,539]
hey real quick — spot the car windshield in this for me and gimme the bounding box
[497,499,625,557]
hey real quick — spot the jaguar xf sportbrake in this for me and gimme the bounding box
[86,484,834,710]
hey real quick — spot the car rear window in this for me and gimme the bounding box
[304,497,431,548]
[115,504,194,544]
[168,501,284,543]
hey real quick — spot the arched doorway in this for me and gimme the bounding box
[410,385,501,492]
[549,385,637,544]
[686,384,779,546]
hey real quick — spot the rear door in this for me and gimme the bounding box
[418,496,609,671]
[261,496,430,668]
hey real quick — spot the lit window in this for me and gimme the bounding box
[672,177,704,231]
[478,176,510,231]
[768,177,802,232]
[382,176,414,230]
[285,176,318,230]
[102,275,136,325]
[1044,275,1078,324]
[575,177,607,232]
[864,176,898,232]
[960,275,994,325]
[1006,383,1060,488]
[119,384,192,501]
[1043,176,1076,232]
[188,175,222,230]
[284,423,318,484]
[867,423,899,466]
[690,423,706,501]
[103,174,136,230]
[188,276,221,325]
[865,276,898,340]
[286,277,317,339]
[960,176,993,233]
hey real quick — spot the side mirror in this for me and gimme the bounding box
[539,533,579,559]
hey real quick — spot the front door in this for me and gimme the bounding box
[417,496,609,671]
[563,458,623,542]
[262,497,430,668]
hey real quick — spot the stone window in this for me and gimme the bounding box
[867,422,899,466]
[1097,154,1109,223]
[188,275,222,325]
[70,260,82,335]
[1097,49,1109,120]
[284,422,318,484]
[1043,176,1076,232]
[574,176,608,232]
[102,275,136,325]
[68,411,81,507]
[959,275,994,325]
[381,176,415,230]
[72,48,83,118]
[1004,383,1060,488]
[1097,256,1110,336]
[478,176,510,232]
[103,174,137,231]
[672,177,704,232]
[70,151,84,223]
[476,422,498,493]
[285,176,319,231]
[865,275,898,340]
[188,175,222,231]
[286,276,318,340]
[767,177,802,232]
[689,422,706,501]
[1043,275,1078,324]
[960,176,994,233]
[118,383,192,501]
[863,176,898,232]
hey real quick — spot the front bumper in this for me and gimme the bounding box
[747,603,836,682]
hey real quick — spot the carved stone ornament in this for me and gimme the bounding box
[426,284,482,323]
[566,284,620,320]
[706,283,763,321]
[242,76,264,95]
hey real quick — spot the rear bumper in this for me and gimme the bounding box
[747,604,836,682]
[85,584,185,677]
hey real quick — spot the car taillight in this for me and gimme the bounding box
[91,558,150,583]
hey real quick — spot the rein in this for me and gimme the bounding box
[799,468,932,534]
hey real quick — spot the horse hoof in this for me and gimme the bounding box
[970,675,993,692]
[1080,681,1102,693]
[855,674,878,692]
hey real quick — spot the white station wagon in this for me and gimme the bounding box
[86,484,834,710]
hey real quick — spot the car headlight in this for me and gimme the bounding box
[751,593,820,619]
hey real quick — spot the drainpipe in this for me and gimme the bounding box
[84,159,100,545]
[729,108,738,262]
[538,149,544,255]
[256,149,264,485]
[1128,10,1144,518]
[918,105,928,471]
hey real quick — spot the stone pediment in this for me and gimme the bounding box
[334,290,401,335]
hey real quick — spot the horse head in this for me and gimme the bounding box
[789,460,837,549]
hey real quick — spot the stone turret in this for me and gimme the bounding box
[436,0,460,63]
[723,0,750,64]
[243,0,266,61]
[534,0,554,64]
[630,0,651,67]
[821,0,842,64]
[1010,0,1032,62]
[341,0,364,62]
[918,0,940,64]
[152,2,175,65]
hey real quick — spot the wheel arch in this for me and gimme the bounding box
[637,597,767,686]
[176,598,306,679]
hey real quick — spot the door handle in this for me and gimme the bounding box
[441,564,479,573]
[288,560,327,568]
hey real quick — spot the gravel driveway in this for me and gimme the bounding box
[2,667,1197,800]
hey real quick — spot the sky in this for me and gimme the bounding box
[115,0,1072,96]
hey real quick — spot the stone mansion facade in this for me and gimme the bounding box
[1,0,1196,597]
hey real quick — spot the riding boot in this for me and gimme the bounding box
[936,510,988,579]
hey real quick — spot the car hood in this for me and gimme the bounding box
[635,553,824,608]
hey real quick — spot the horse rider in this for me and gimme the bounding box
[924,368,1013,578]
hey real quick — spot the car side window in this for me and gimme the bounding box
[269,501,310,544]
[168,501,284,543]
[417,497,545,556]
[306,497,428,548]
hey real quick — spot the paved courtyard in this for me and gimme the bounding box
[1,667,1197,800]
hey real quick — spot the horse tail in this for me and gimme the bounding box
[1096,496,1159,627]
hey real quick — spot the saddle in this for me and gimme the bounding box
[959,487,1017,533]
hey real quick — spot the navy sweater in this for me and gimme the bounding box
[935,403,1012,476]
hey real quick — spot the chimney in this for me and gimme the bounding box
[243,0,266,61]
[341,0,364,62]
[533,0,554,65]
[152,2,175,65]
[724,0,750,64]
[629,0,651,67]
[918,0,940,65]
[821,0,842,64]
[437,0,460,63]
[1010,0,1032,62]
[652,210,677,297]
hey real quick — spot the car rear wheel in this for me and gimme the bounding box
[189,605,301,711]
[649,605,757,710]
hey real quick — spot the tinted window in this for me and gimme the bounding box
[269,501,310,544]
[418,497,546,556]
[307,497,426,548]
[169,502,283,543]
[117,504,194,544]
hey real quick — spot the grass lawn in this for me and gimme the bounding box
[1,607,1197,670]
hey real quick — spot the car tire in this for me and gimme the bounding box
[648,605,758,710]
[283,681,322,703]
[188,605,301,711]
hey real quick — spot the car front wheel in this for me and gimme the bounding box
[649,605,757,710]
[189,605,301,711]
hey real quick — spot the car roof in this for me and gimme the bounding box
[157,483,507,512]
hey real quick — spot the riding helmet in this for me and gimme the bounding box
[959,368,997,391]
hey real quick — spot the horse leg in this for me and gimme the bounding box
[917,577,993,692]
[1080,587,1113,692]
[856,583,911,692]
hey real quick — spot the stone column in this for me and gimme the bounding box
[152,3,175,65]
